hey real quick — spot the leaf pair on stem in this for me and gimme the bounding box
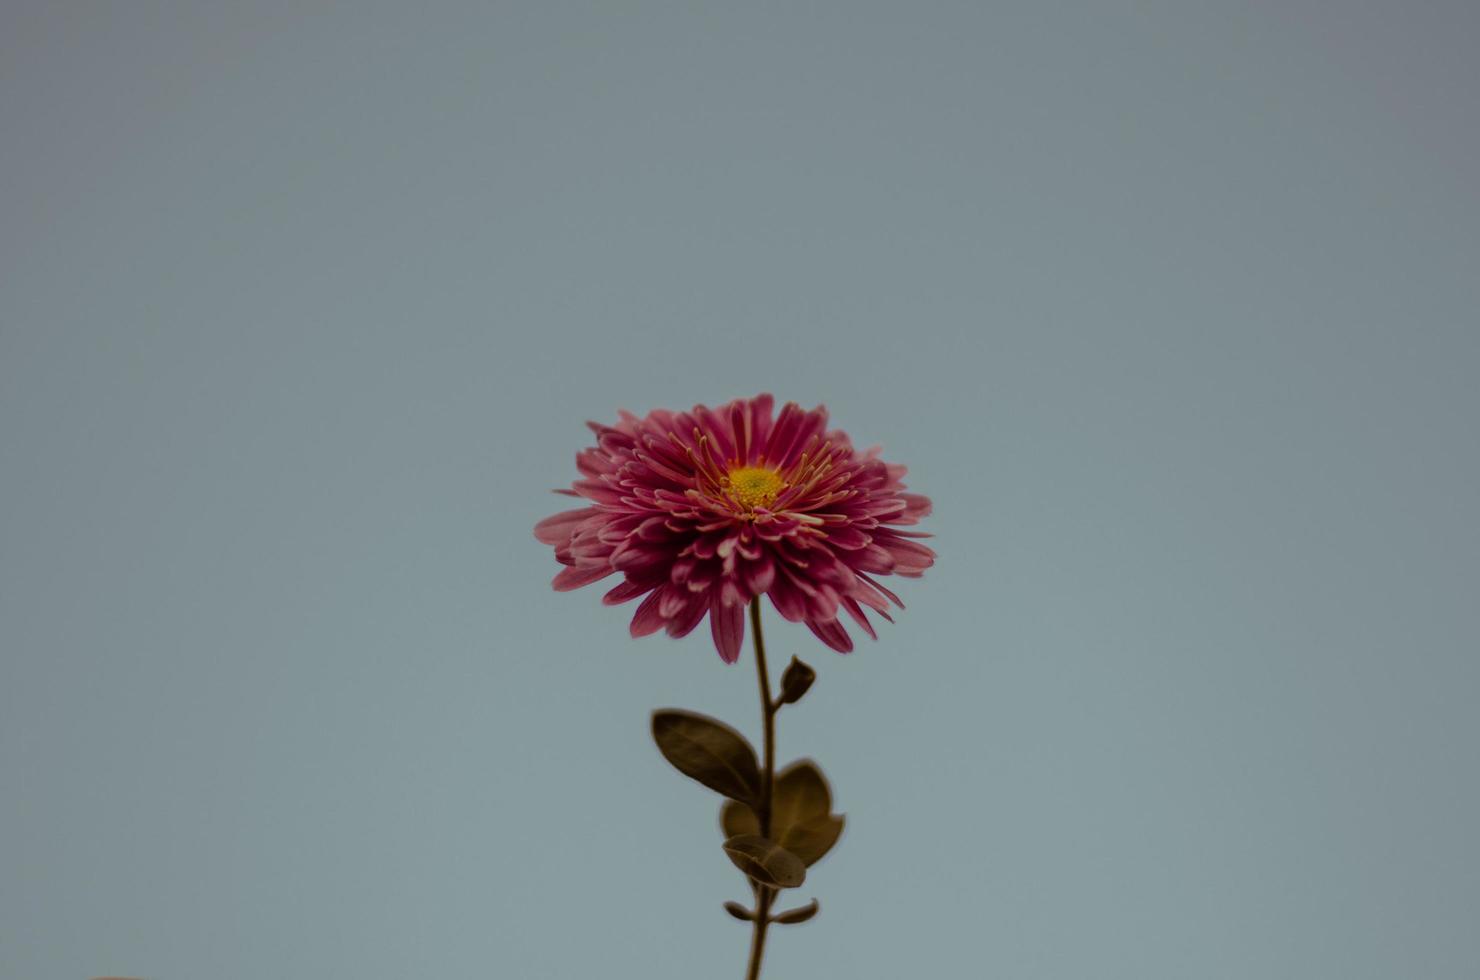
[650,692,843,924]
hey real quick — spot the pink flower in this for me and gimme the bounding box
[535,394,934,663]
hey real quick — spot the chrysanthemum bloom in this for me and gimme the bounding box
[534,394,934,663]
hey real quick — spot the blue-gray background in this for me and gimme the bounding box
[2,3,1476,978]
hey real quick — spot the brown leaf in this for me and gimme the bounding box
[771,898,820,924]
[723,834,807,889]
[720,759,845,866]
[723,901,755,921]
[775,813,845,866]
[652,710,761,804]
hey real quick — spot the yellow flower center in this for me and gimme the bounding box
[724,465,784,510]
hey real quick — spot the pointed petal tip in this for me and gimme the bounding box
[552,563,614,591]
[629,590,666,636]
[534,507,595,545]
[806,617,854,653]
[710,597,745,663]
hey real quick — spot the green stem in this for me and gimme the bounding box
[744,598,777,980]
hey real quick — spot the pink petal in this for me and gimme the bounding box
[597,514,646,544]
[552,563,615,591]
[603,579,650,605]
[850,581,896,621]
[859,497,908,518]
[629,590,666,637]
[635,516,674,541]
[850,544,896,574]
[611,545,670,574]
[875,535,936,575]
[764,402,805,466]
[686,562,719,592]
[666,593,709,638]
[669,556,698,585]
[693,404,737,461]
[569,532,614,562]
[841,596,878,640]
[806,617,854,653]
[824,525,872,550]
[534,508,597,545]
[857,571,905,609]
[719,577,745,608]
[766,575,808,622]
[659,587,690,617]
[710,598,745,664]
[746,393,774,464]
[742,555,776,595]
[897,492,933,521]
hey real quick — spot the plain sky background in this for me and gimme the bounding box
[2,2,1477,978]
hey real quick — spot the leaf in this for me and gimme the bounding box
[778,656,816,704]
[768,760,831,832]
[723,901,755,922]
[776,813,845,866]
[720,759,846,866]
[771,898,819,924]
[723,834,806,889]
[651,710,761,804]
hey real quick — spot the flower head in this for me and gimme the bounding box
[535,394,934,662]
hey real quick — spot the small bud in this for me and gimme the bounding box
[771,898,820,924]
[778,656,816,705]
[723,901,755,921]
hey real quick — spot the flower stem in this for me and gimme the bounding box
[745,597,777,980]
